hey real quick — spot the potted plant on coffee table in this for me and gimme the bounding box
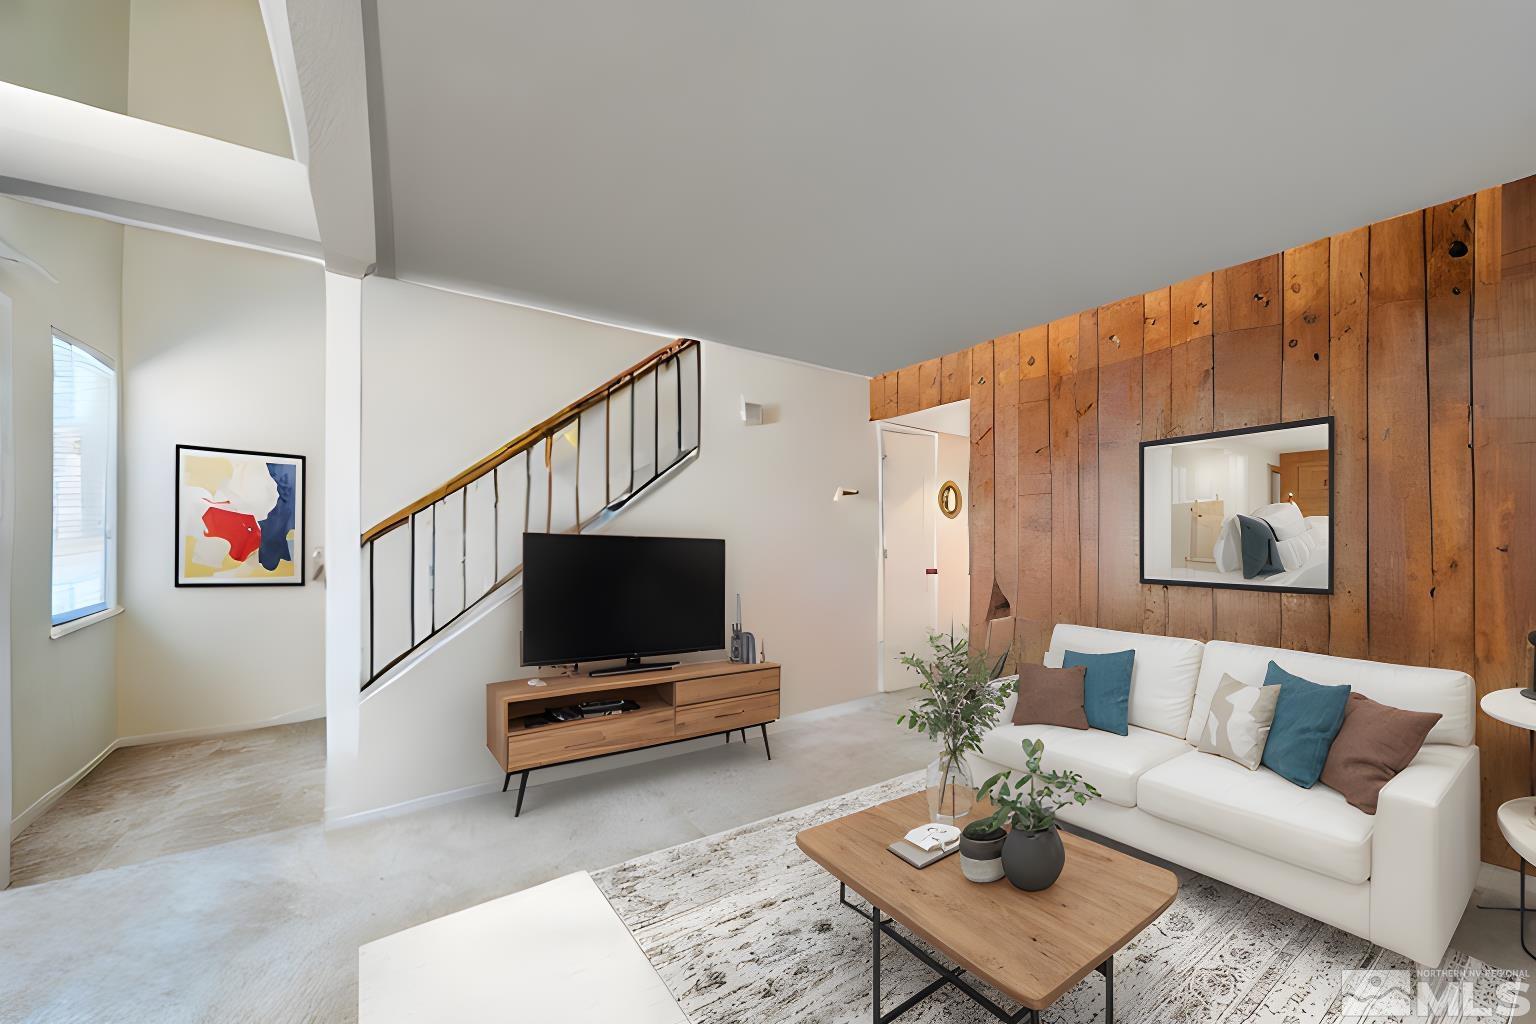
[974,738,1100,891]
[897,632,1016,825]
[958,819,1007,883]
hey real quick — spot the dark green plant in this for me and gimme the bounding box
[897,632,1016,820]
[975,738,1100,833]
[961,819,1005,841]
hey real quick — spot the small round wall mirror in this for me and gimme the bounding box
[937,480,963,519]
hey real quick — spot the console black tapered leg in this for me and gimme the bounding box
[514,770,529,817]
[724,730,731,743]
[502,772,513,793]
[760,723,772,760]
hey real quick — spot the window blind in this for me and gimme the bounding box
[51,333,116,625]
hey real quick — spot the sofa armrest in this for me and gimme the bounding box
[1369,743,1480,965]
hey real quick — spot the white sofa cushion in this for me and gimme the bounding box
[1046,625,1203,738]
[979,723,1190,808]
[1185,642,1474,747]
[1137,750,1374,884]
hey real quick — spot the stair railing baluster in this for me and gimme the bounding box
[360,338,698,691]
[409,512,416,646]
[367,541,375,681]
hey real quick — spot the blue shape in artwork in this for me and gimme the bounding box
[258,463,296,571]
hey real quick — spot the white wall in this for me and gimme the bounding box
[0,198,125,826]
[115,227,326,739]
[336,279,879,819]
[359,278,667,528]
[0,0,130,115]
[127,0,292,157]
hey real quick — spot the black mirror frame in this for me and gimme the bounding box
[1138,415,1335,596]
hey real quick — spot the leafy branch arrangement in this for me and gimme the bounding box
[897,632,1016,819]
[975,738,1100,833]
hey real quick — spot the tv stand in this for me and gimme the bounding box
[587,657,679,677]
[486,660,781,816]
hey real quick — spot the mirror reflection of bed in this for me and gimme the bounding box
[1141,420,1332,592]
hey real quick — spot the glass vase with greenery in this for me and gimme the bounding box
[897,632,1016,824]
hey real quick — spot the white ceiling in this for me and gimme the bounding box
[369,0,1536,375]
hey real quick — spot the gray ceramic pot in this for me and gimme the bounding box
[958,829,1006,883]
[1001,824,1065,891]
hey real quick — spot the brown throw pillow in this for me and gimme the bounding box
[1012,664,1090,730]
[1320,692,1441,814]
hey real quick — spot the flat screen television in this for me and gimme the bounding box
[521,533,725,674]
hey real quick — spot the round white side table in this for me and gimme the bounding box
[1480,688,1536,959]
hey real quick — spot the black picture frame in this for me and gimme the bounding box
[1138,416,1334,596]
[174,444,306,587]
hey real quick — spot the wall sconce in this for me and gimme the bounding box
[741,397,764,426]
[832,487,860,502]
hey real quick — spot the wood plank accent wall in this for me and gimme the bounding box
[869,175,1536,868]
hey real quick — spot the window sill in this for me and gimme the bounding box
[50,605,123,639]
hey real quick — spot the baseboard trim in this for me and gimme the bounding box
[10,738,120,836]
[326,779,501,830]
[9,704,327,835]
[114,704,325,749]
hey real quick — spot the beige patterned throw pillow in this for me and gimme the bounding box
[1196,673,1280,770]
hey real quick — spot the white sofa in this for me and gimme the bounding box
[968,624,1480,966]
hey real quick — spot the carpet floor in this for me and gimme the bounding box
[594,772,1518,1023]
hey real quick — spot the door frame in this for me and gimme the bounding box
[876,423,939,693]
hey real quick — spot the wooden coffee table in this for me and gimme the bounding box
[796,792,1177,1023]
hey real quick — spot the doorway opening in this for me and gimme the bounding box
[878,401,970,691]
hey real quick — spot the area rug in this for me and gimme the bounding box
[593,772,1519,1023]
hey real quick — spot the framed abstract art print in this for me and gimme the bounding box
[175,445,305,586]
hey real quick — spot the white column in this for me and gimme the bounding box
[324,272,363,821]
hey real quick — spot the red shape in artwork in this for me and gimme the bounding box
[202,505,262,563]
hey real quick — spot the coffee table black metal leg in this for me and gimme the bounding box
[872,900,881,1023]
[1097,955,1113,1023]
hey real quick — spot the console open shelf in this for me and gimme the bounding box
[486,660,781,816]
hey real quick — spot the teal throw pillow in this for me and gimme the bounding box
[1062,649,1134,736]
[1261,660,1351,788]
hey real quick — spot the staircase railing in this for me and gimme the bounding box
[360,338,702,690]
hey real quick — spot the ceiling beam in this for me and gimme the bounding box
[284,0,383,278]
[0,82,320,258]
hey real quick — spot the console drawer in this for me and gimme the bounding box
[674,667,779,705]
[674,691,779,738]
[506,706,674,771]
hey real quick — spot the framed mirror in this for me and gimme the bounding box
[1140,417,1333,594]
[937,480,962,519]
